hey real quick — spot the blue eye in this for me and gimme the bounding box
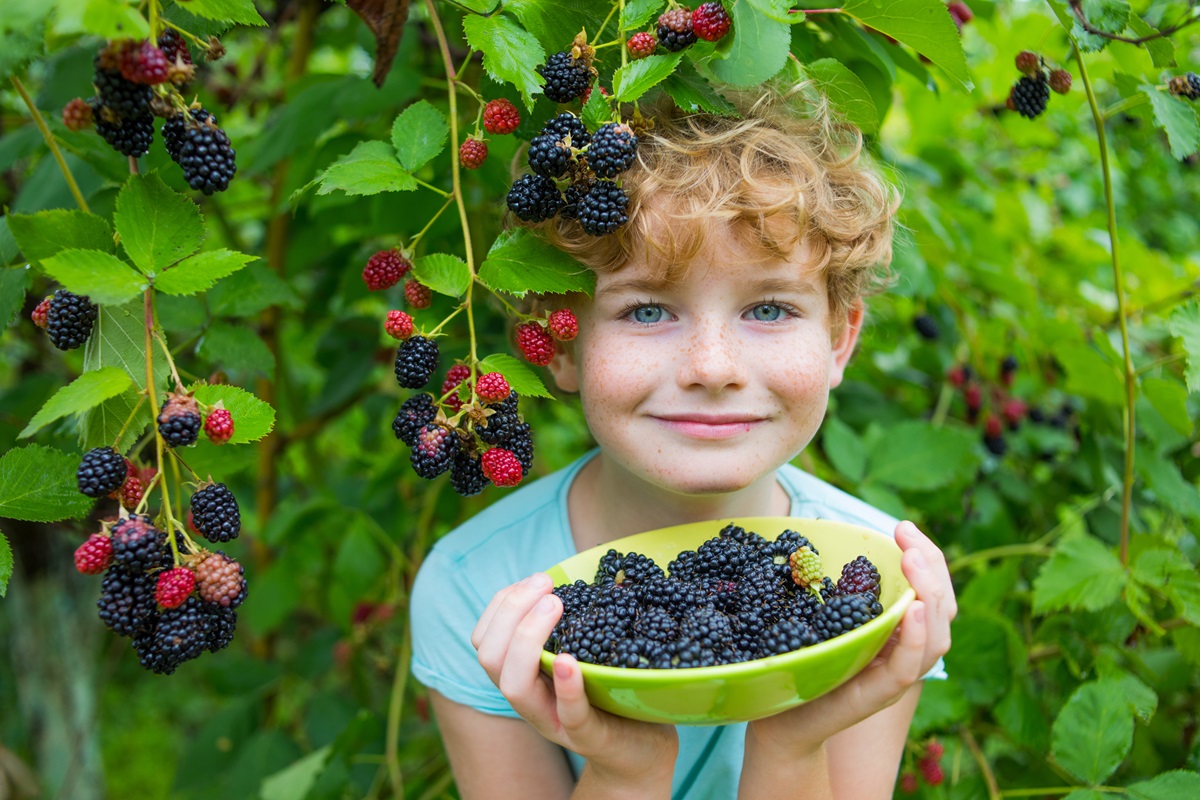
[749,304,784,322]
[631,305,665,324]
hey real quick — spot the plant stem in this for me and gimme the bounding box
[111,395,148,450]
[154,330,184,390]
[409,194,457,249]
[1101,93,1148,120]
[948,543,1052,575]
[385,628,413,796]
[593,2,618,41]
[1074,46,1136,565]
[620,0,628,67]
[144,288,179,563]
[960,727,1000,800]
[413,177,452,197]
[10,76,90,213]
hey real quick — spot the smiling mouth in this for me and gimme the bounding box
[651,415,767,440]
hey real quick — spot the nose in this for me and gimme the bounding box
[676,318,747,392]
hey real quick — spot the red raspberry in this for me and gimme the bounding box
[362,249,411,292]
[580,85,611,105]
[918,757,945,786]
[119,475,144,510]
[481,447,523,487]
[1015,50,1040,75]
[692,3,732,41]
[476,372,511,403]
[516,322,556,366]
[1001,398,1027,429]
[118,39,171,85]
[547,308,579,341]
[964,382,983,411]
[405,279,432,310]
[74,533,113,575]
[483,98,521,134]
[204,407,234,444]
[899,772,919,794]
[627,31,658,60]
[925,739,945,760]
[31,297,51,329]
[62,98,94,131]
[155,567,196,609]
[1049,69,1072,94]
[459,137,488,169]
[947,1,973,30]
[385,310,415,340]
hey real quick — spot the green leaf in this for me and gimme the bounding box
[317,141,417,197]
[1127,15,1175,68]
[198,322,276,378]
[188,385,276,444]
[6,209,115,264]
[1140,85,1200,160]
[0,445,94,522]
[39,249,148,306]
[821,417,866,483]
[154,250,257,296]
[413,254,471,298]
[0,0,48,81]
[581,81,611,132]
[1127,771,1200,799]
[613,52,685,102]
[1081,0,1130,33]
[1167,301,1200,392]
[51,0,150,40]
[745,0,795,23]
[391,101,449,173]
[82,302,168,393]
[79,389,148,452]
[1032,533,1127,614]
[1050,680,1134,784]
[1136,445,1200,522]
[168,0,266,26]
[115,173,205,276]
[19,367,133,439]
[1142,376,1192,435]
[259,746,332,800]
[477,353,551,399]
[0,532,11,598]
[944,614,1013,705]
[0,267,30,330]
[706,2,791,87]
[1062,792,1106,800]
[841,0,972,89]
[662,61,739,115]
[805,58,880,134]
[1055,341,1124,405]
[621,0,663,30]
[463,14,545,111]
[478,229,596,298]
[865,421,980,491]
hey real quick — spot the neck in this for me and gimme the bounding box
[567,451,793,553]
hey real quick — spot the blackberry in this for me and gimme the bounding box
[93,60,152,118]
[162,109,237,194]
[162,108,212,160]
[632,606,680,643]
[448,452,490,496]
[835,555,881,597]
[718,522,767,550]
[541,113,591,148]
[475,395,522,446]
[135,596,210,674]
[528,132,574,178]
[913,314,940,340]
[47,289,98,351]
[577,180,629,236]
[657,9,698,52]
[672,640,723,668]
[394,336,440,389]
[1014,50,1040,75]
[111,514,167,572]
[157,393,202,447]
[789,545,824,591]
[392,393,438,445]
[95,110,154,156]
[611,636,671,669]
[694,536,755,581]
[557,618,621,665]
[410,424,458,479]
[190,482,241,543]
[158,30,192,68]
[194,551,247,608]
[586,123,638,179]
[506,174,564,222]
[1170,72,1200,100]
[984,432,1008,456]
[205,605,238,652]
[692,2,732,41]
[97,566,158,637]
[75,533,115,574]
[595,551,665,587]
[483,98,521,134]
[459,137,488,169]
[537,51,591,103]
[118,39,170,85]
[818,576,838,603]
[668,549,701,581]
[1010,75,1050,119]
[627,31,658,59]
[77,446,127,497]
[759,618,820,656]
[812,592,882,640]
[554,580,600,618]
[634,575,704,615]
[679,605,734,651]
[515,321,556,365]
[508,422,534,475]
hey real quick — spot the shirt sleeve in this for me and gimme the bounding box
[409,549,523,718]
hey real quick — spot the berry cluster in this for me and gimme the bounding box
[624,3,731,61]
[900,739,946,792]
[514,308,577,367]
[1006,51,1071,119]
[544,523,885,668]
[1167,72,1200,101]
[162,106,238,195]
[153,392,236,448]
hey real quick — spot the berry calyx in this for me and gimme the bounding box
[75,533,114,574]
[483,98,521,134]
[158,392,202,447]
[476,372,512,403]
[692,3,732,42]
[405,279,432,310]
[481,447,524,487]
[204,407,234,444]
[547,308,579,341]
[363,249,411,291]
[62,98,95,131]
[516,321,556,367]
[1015,50,1040,75]
[657,8,698,52]
[459,137,488,169]
[385,310,415,340]
[627,32,658,59]
[31,297,51,329]
[1048,69,1072,95]
[156,567,196,609]
[77,446,128,498]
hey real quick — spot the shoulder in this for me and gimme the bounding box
[778,462,900,537]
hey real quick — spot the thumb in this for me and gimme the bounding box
[553,653,596,735]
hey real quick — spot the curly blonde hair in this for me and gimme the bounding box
[522,79,901,324]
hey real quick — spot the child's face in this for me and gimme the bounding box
[549,227,863,497]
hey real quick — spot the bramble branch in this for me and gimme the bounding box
[1068,0,1200,44]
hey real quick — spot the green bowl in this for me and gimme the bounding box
[539,517,914,725]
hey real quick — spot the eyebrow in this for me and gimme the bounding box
[598,275,821,296]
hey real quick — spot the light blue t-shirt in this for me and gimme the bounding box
[410,449,947,799]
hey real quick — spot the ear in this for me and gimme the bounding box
[547,340,580,394]
[828,300,864,389]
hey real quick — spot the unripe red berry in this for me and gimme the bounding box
[947,0,973,30]
[405,279,432,310]
[1015,50,1040,75]
[481,447,523,487]
[119,475,144,510]
[32,297,52,329]
[1002,398,1028,429]
[363,249,411,291]
[74,533,113,574]
[442,364,471,411]
[204,407,234,444]
[580,85,611,105]
[385,310,415,340]
[984,413,1004,438]
[459,137,488,169]
[118,39,171,85]
[627,32,658,60]
[516,321,556,366]
[476,372,512,403]
[62,98,94,131]
[947,364,970,388]
[899,772,919,794]
[155,567,196,609]
[1049,69,1072,94]
[964,383,983,411]
[925,739,945,760]
[483,98,521,135]
[547,308,579,341]
[919,757,945,786]
[692,2,732,41]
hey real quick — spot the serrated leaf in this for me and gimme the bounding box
[155,250,257,296]
[621,0,663,30]
[865,421,980,491]
[478,229,595,298]
[1055,341,1124,405]
[1127,770,1200,799]
[260,746,333,800]
[463,13,545,111]
[79,303,165,450]
[613,52,685,102]
[705,1,792,87]
[1127,15,1175,68]
[0,532,11,598]
[662,61,739,115]
[79,389,149,452]
[477,353,551,399]
[190,384,276,444]
[6,209,115,265]
[1167,301,1200,392]
[0,445,94,522]
[842,0,971,89]
[19,367,133,439]
[391,101,449,173]
[168,0,266,26]
[805,58,880,134]
[317,140,417,196]
[40,249,148,305]
[0,267,30,330]
[51,0,149,40]
[115,173,205,276]
[1050,681,1134,784]
[0,0,48,81]
[1140,85,1200,160]
[1143,376,1192,435]
[1081,0,1130,33]
[581,82,611,132]
[413,254,471,298]
[1032,533,1127,614]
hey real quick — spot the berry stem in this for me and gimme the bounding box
[149,0,160,39]
[592,2,619,45]
[958,728,1000,800]
[162,20,207,49]
[1099,93,1148,121]
[111,393,148,450]
[144,287,179,563]
[386,626,413,796]
[135,470,162,516]
[423,303,466,337]
[619,0,628,68]
[408,193,456,249]
[1073,45,1135,566]
[9,76,90,213]
[929,376,955,428]
[154,330,185,391]
[413,177,452,197]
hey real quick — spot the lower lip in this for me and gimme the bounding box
[655,418,763,440]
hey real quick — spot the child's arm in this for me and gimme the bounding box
[466,572,680,799]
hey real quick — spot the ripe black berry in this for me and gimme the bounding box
[392,393,438,445]
[1010,75,1050,119]
[47,289,98,351]
[111,515,167,572]
[812,592,882,640]
[191,482,241,543]
[394,336,440,389]
[98,565,158,637]
[93,59,152,118]
[135,595,210,674]
[913,314,939,340]
[835,555,881,597]
[541,113,591,148]
[577,180,629,236]
[475,393,522,446]
[449,452,490,496]
[205,605,238,653]
[537,51,591,103]
[410,423,459,479]
[657,9,698,52]
[559,182,588,221]
[157,394,202,447]
[528,131,574,178]
[162,108,237,195]
[95,109,154,157]
[77,446,127,497]
[587,122,638,179]
[506,174,564,222]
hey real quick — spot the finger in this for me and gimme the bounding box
[472,573,552,649]
[897,522,957,629]
[901,546,952,669]
[553,653,600,744]
[846,600,928,719]
[475,575,553,677]
[497,594,563,710]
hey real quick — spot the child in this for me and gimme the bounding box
[409,82,957,799]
